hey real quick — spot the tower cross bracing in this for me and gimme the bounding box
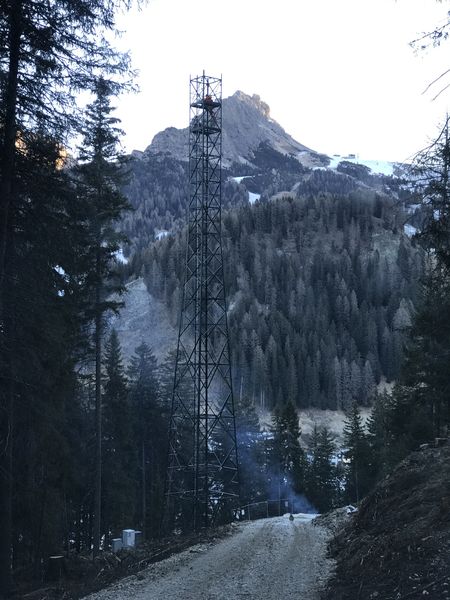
[164,74,239,531]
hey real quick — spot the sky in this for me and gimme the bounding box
[113,0,450,162]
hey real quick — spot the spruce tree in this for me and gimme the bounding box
[102,330,135,542]
[0,0,132,299]
[343,402,371,503]
[366,391,390,484]
[307,426,338,512]
[235,396,267,505]
[158,349,178,407]
[414,116,450,272]
[75,76,130,555]
[272,402,307,504]
[128,341,163,538]
[380,117,450,465]
[0,130,109,581]
[0,1,135,586]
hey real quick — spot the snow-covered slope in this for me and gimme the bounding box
[326,155,397,176]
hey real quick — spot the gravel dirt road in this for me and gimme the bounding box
[83,514,334,600]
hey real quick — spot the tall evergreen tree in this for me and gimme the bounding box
[235,396,267,505]
[414,117,450,273]
[158,349,178,407]
[128,341,165,538]
[271,402,307,502]
[306,426,339,512]
[0,130,104,584]
[380,117,450,468]
[101,330,135,542]
[75,76,130,555]
[343,403,371,503]
[366,391,390,483]
[0,0,132,299]
[0,1,135,588]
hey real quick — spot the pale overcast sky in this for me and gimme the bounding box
[114,0,450,162]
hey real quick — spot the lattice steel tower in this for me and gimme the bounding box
[164,74,239,531]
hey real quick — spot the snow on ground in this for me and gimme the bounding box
[406,203,421,214]
[229,176,261,204]
[327,155,395,176]
[114,248,128,264]
[54,265,68,297]
[296,151,326,169]
[155,229,170,241]
[231,175,253,184]
[83,515,334,600]
[404,224,418,237]
[292,512,318,521]
[54,265,66,276]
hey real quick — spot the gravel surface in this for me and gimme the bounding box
[83,514,334,600]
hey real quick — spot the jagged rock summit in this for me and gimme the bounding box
[145,90,323,169]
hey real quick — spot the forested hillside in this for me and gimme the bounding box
[2,0,450,597]
[118,110,421,415]
[125,190,423,411]
[121,136,410,251]
[120,153,249,250]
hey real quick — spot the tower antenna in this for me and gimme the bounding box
[164,74,239,531]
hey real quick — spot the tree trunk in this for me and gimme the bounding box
[0,5,21,588]
[0,374,14,595]
[92,251,102,556]
[0,237,16,595]
[142,441,146,539]
[0,1,21,299]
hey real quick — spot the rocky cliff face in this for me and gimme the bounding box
[146,126,188,163]
[108,278,177,362]
[145,90,323,168]
[221,91,315,167]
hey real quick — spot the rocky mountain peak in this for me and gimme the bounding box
[231,91,271,119]
[144,90,322,169]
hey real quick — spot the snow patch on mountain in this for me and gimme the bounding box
[231,175,254,184]
[327,155,396,176]
[404,224,418,237]
[249,192,261,204]
[155,229,170,241]
[114,248,128,264]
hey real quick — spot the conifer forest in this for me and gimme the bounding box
[1,2,450,598]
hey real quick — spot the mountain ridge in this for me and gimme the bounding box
[144,90,325,169]
[122,88,413,250]
[116,86,420,416]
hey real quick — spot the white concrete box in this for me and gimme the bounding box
[122,529,135,548]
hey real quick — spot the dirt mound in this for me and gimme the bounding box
[323,443,450,600]
[313,507,356,537]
